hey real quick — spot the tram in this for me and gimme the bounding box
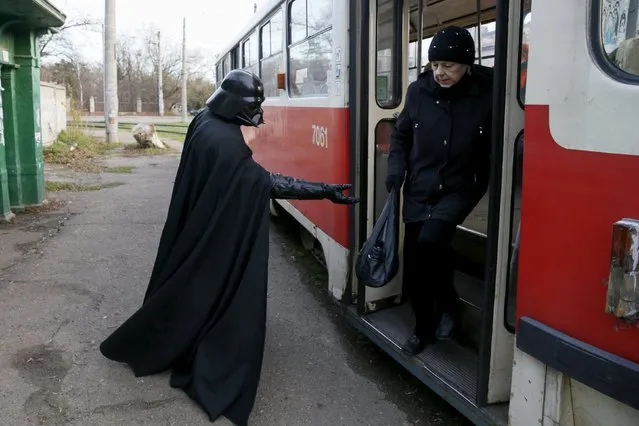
[215,0,639,424]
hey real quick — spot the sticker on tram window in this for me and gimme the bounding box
[311,124,328,148]
[600,0,639,77]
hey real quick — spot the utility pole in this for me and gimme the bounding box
[101,23,105,113]
[157,31,164,116]
[104,0,118,142]
[181,17,188,121]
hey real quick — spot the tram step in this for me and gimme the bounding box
[352,303,511,425]
[361,304,478,402]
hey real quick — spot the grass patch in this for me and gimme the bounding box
[157,132,185,142]
[45,181,124,192]
[122,143,173,156]
[44,129,121,172]
[156,126,188,133]
[104,165,135,173]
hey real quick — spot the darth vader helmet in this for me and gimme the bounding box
[206,69,265,127]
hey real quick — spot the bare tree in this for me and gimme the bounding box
[42,22,215,115]
[39,17,100,59]
[39,16,102,112]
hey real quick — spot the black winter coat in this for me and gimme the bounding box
[387,65,494,225]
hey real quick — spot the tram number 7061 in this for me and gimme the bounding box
[311,124,328,149]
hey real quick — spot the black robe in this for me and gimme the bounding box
[100,109,272,426]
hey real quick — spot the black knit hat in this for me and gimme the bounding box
[428,26,476,66]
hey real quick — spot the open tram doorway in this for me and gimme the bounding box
[348,0,531,423]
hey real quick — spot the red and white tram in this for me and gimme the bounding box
[215,0,639,424]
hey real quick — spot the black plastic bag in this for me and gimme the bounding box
[355,188,400,288]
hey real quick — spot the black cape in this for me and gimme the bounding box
[100,109,272,425]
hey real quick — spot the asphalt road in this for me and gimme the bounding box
[0,141,469,425]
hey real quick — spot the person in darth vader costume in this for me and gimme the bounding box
[386,26,493,356]
[99,69,357,425]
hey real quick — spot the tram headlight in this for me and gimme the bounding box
[606,218,639,323]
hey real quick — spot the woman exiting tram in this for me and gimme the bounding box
[385,26,494,356]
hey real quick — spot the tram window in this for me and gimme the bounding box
[288,0,332,98]
[307,0,332,37]
[242,41,249,67]
[376,0,401,108]
[271,10,283,55]
[408,41,417,82]
[249,32,259,75]
[407,0,421,84]
[261,24,271,58]
[519,5,532,104]
[216,63,223,85]
[231,47,239,70]
[260,10,284,98]
[468,23,497,67]
[242,31,259,76]
[250,32,259,67]
[223,56,230,77]
[599,0,639,77]
[407,38,431,83]
[289,0,306,45]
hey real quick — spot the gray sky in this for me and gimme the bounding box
[48,0,266,71]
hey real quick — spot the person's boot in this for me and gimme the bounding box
[436,312,456,340]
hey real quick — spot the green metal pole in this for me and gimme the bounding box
[0,75,14,221]
[1,67,24,209]
[13,28,44,206]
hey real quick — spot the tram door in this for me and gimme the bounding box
[355,0,529,407]
[355,0,410,313]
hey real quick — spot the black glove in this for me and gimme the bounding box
[270,173,359,205]
[385,174,403,193]
[323,183,358,205]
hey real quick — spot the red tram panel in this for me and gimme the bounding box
[518,105,639,364]
[243,105,352,247]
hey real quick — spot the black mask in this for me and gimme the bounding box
[206,69,266,127]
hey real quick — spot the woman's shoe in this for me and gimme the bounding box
[401,334,435,356]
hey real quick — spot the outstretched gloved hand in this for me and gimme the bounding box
[323,183,359,205]
[269,173,359,204]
